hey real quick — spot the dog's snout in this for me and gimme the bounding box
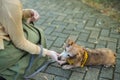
[58,56,61,60]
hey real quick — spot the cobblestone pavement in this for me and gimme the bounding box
[21,0,120,80]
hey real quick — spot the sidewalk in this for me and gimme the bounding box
[21,0,120,80]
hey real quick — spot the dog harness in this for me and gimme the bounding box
[67,50,88,67]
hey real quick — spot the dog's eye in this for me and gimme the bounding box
[67,54,71,57]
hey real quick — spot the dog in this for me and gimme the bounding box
[58,39,116,69]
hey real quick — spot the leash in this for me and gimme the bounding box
[24,45,55,80]
[24,59,55,80]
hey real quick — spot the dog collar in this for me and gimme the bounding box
[66,58,75,65]
[80,50,88,67]
[66,50,88,67]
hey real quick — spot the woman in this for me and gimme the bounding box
[0,0,60,80]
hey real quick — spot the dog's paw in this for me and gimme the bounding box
[104,64,112,68]
[62,65,73,69]
[57,61,66,65]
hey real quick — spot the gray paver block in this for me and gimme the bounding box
[100,67,114,79]
[63,29,80,35]
[114,72,120,80]
[99,36,117,43]
[45,66,71,78]
[85,19,96,27]
[54,76,67,80]
[90,31,100,39]
[46,35,57,41]
[115,59,120,73]
[46,40,54,49]
[84,67,100,80]
[107,42,117,52]
[34,72,55,80]
[77,29,91,34]
[78,33,89,42]
[100,29,110,37]
[85,27,101,31]
[69,35,79,41]
[45,27,55,34]
[53,37,66,47]
[54,25,66,32]
[51,32,69,38]
[77,41,95,49]
[76,22,86,29]
[110,33,120,39]
[71,67,88,73]
[96,45,106,48]
[99,78,110,80]
[69,72,84,80]
[65,23,77,30]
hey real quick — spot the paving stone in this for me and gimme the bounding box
[97,40,107,46]
[50,47,63,53]
[73,12,84,19]
[114,72,120,80]
[85,19,96,27]
[99,36,117,43]
[53,37,66,47]
[56,16,65,21]
[51,32,69,38]
[46,35,57,41]
[100,67,114,79]
[52,21,68,26]
[63,29,80,35]
[65,23,77,30]
[45,66,71,78]
[84,67,100,80]
[116,54,120,59]
[115,59,120,73]
[90,30,100,39]
[69,72,84,80]
[69,35,79,41]
[78,33,89,42]
[45,27,55,35]
[85,27,101,31]
[54,76,67,80]
[34,72,55,80]
[96,44,106,48]
[54,25,66,32]
[71,67,88,73]
[100,29,110,37]
[117,49,120,54]
[76,22,86,29]
[77,29,91,34]
[110,33,120,39]
[76,41,95,49]
[88,38,107,46]
[46,40,54,49]
[107,42,117,52]
[99,78,110,80]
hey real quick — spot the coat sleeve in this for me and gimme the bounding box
[0,0,40,54]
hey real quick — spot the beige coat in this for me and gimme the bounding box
[0,0,41,54]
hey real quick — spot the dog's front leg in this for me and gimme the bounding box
[62,65,74,69]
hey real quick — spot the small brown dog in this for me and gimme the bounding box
[58,39,116,69]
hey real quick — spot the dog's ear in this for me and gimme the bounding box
[66,38,75,46]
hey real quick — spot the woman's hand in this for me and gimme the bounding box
[27,9,40,23]
[46,50,59,61]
